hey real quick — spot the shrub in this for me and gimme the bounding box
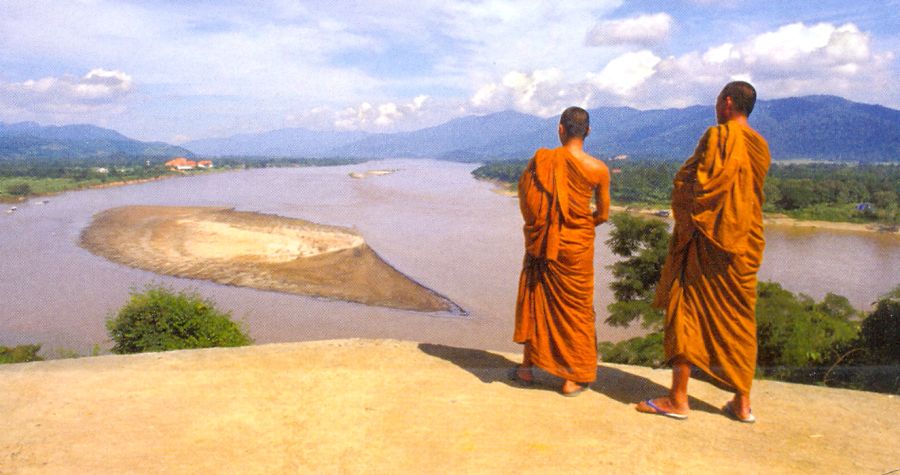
[4,182,32,196]
[598,332,664,367]
[0,344,44,364]
[107,285,252,354]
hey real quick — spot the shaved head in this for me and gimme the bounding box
[560,106,590,140]
[720,81,757,117]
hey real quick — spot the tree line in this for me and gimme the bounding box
[473,160,900,225]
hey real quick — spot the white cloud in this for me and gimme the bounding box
[702,43,740,64]
[468,69,594,117]
[284,95,446,132]
[586,13,673,47]
[588,50,662,96]
[0,68,133,114]
[640,22,893,105]
[466,21,896,115]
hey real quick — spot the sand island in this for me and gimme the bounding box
[80,206,461,313]
[349,169,397,179]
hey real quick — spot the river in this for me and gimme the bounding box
[1,159,897,355]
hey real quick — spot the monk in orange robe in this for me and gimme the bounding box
[513,106,610,396]
[637,81,770,422]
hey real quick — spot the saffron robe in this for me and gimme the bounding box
[654,120,770,395]
[514,147,601,383]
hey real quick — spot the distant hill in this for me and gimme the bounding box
[4,95,896,162]
[0,122,193,160]
[183,128,369,157]
[183,95,899,162]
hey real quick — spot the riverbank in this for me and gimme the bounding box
[0,172,198,204]
[79,206,460,313]
[488,183,899,236]
[1,339,896,473]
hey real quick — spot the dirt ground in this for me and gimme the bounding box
[1,339,897,474]
[79,206,459,313]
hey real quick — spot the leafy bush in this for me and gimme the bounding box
[598,332,664,367]
[4,181,32,196]
[756,282,859,372]
[859,286,899,364]
[107,285,252,354]
[0,344,43,364]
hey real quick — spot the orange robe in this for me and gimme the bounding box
[654,120,770,395]
[514,147,600,383]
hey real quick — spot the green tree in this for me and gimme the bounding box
[107,285,252,354]
[604,213,669,329]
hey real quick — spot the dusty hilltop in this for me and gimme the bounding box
[1,339,897,474]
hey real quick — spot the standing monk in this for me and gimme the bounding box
[513,107,611,396]
[636,81,770,422]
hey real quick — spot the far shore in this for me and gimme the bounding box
[488,182,899,236]
[0,169,226,204]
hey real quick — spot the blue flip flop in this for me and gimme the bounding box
[637,399,688,420]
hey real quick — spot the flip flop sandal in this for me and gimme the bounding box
[723,401,756,423]
[636,399,688,420]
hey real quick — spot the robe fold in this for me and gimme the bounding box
[514,147,599,383]
[654,120,770,395]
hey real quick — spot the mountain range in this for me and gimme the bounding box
[0,122,192,160]
[2,95,897,162]
[185,95,900,162]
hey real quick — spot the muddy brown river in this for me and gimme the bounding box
[1,160,897,355]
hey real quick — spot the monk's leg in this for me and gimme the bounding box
[729,392,752,419]
[669,357,691,409]
[516,342,535,383]
[636,356,690,416]
[561,379,588,394]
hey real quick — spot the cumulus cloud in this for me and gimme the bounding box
[468,69,595,117]
[634,22,894,106]
[332,95,431,130]
[588,50,662,96]
[585,13,673,47]
[468,21,896,115]
[283,95,444,132]
[0,68,133,114]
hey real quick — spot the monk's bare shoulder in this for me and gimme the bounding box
[577,152,609,185]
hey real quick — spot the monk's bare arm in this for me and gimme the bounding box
[593,165,611,226]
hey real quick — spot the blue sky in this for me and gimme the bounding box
[0,0,897,143]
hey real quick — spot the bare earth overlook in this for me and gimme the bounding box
[1,339,897,474]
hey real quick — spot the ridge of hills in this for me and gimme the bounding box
[2,95,897,162]
[189,95,900,162]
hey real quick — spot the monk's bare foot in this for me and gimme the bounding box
[561,380,589,396]
[726,394,753,421]
[635,397,689,419]
[515,365,534,384]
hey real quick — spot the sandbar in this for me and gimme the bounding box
[79,206,461,313]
